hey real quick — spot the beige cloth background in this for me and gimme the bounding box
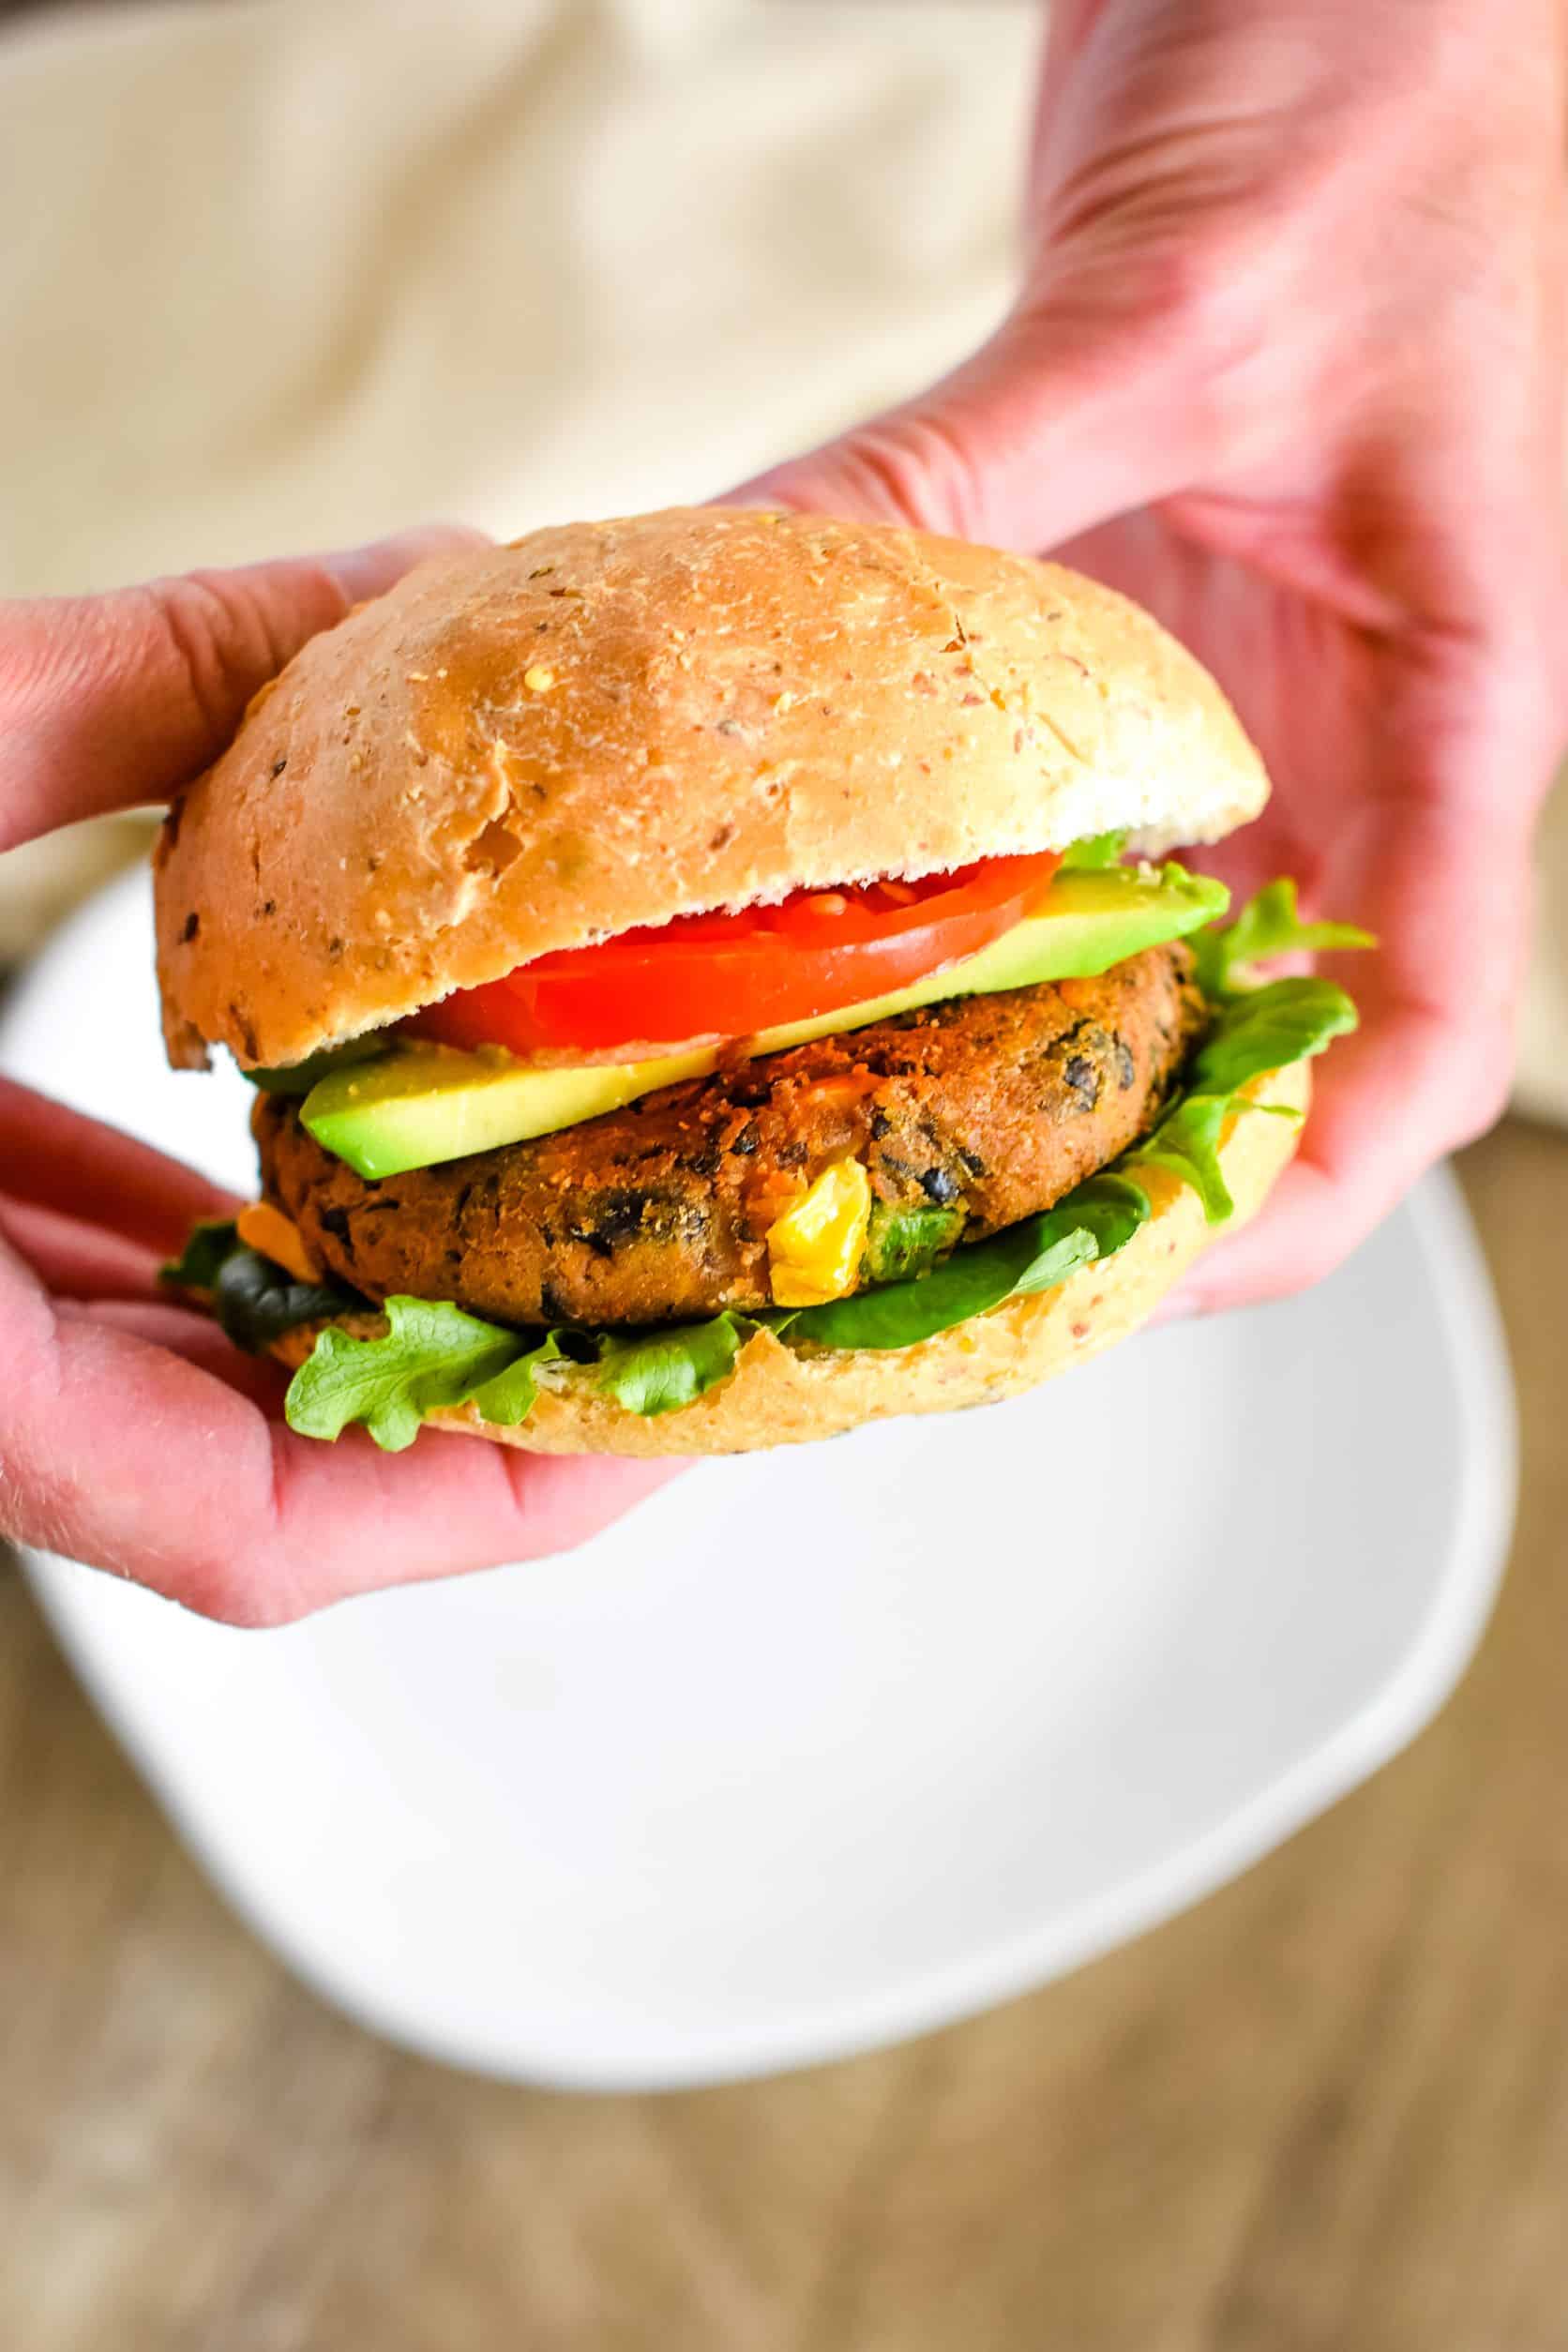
[1,0,1562,1120]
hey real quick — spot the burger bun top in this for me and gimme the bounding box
[154,506,1268,1070]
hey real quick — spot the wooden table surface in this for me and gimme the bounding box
[2,1117,1566,2351]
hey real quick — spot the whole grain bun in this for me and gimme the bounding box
[156,507,1268,1071]
[269,1063,1304,1456]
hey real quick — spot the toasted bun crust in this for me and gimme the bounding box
[155,508,1268,1070]
[269,1063,1304,1456]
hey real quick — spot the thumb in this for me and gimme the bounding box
[729,294,1208,551]
[0,522,484,853]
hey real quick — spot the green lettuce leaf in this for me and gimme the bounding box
[467,1332,565,1427]
[1059,829,1128,870]
[596,1313,761,1415]
[160,1218,240,1290]
[284,1296,533,1452]
[1191,976,1360,1094]
[1030,1172,1153,1273]
[777,1175,1148,1351]
[161,1223,359,1347]
[1192,878,1373,997]
[775,1219,1093,1352]
[1123,973,1358,1222]
[213,1248,360,1352]
[1121,1095,1282,1223]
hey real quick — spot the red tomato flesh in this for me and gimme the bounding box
[411,852,1063,1058]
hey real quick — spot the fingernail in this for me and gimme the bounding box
[323,522,489,605]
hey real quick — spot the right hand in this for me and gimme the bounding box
[738,0,1568,1312]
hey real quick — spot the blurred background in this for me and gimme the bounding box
[1,2,1565,2344]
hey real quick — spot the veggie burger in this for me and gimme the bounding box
[157,508,1364,1455]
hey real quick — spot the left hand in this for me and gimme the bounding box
[0,536,678,1621]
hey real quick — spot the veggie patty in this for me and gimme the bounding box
[254,943,1207,1330]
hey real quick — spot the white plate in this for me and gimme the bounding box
[2,873,1515,2089]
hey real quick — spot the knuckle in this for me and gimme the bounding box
[139,564,342,747]
[141,574,296,745]
[815,413,993,542]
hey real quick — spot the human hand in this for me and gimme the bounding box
[0,537,678,1620]
[738,0,1568,1309]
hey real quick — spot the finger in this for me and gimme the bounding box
[0,1195,163,1301]
[0,1076,238,1249]
[266,1432,686,1621]
[1152,1003,1491,1323]
[1173,777,1539,1315]
[0,523,484,852]
[55,1296,294,1410]
[2,1244,682,1623]
[1167,1029,1441,1317]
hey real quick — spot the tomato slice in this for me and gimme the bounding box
[412,852,1063,1059]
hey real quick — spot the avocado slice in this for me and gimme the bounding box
[302,862,1228,1179]
[301,1041,721,1181]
